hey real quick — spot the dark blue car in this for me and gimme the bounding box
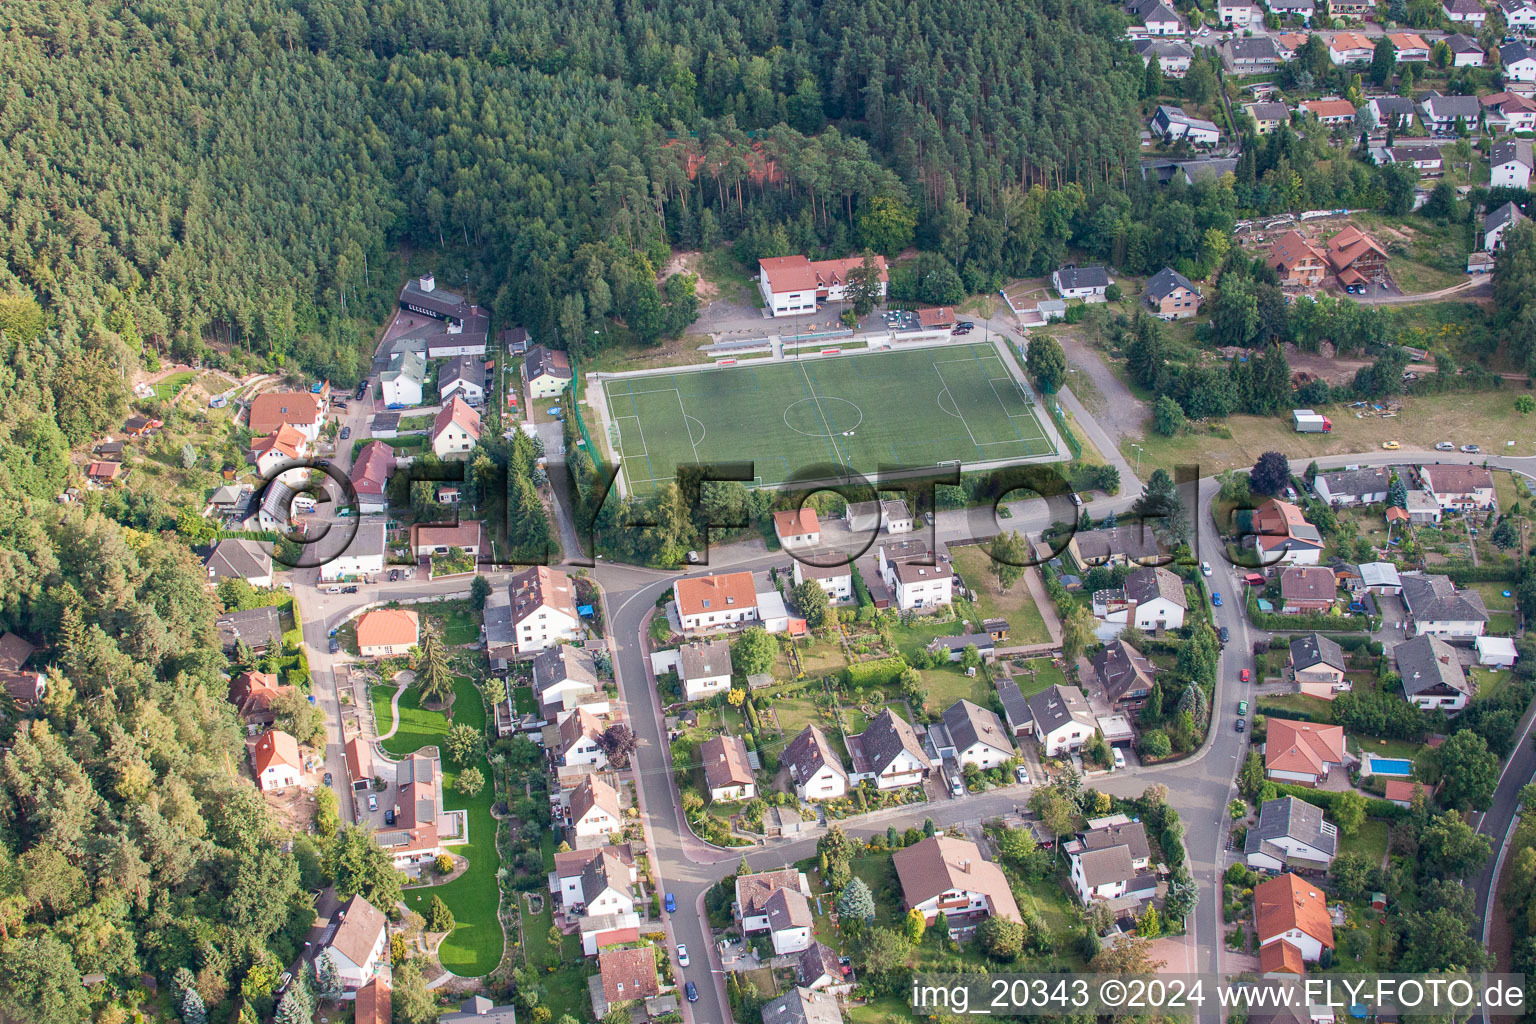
[686,982,698,1003]
[664,892,676,913]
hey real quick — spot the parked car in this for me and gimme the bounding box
[1381,440,1399,450]
[328,639,340,654]
[1211,592,1223,607]
[685,982,699,1003]
[1240,668,1250,683]
[1014,765,1030,785]
[322,772,333,786]
[1218,626,1230,646]
[1112,748,1126,770]
[677,945,690,967]
[950,776,964,797]
[340,426,351,440]
[1070,493,1084,507]
[665,893,677,913]
[367,794,378,811]
[389,569,400,582]
[1462,444,1481,453]
[1436,441,1455,451]
[1238,700,1249,716]
[1201,561,1212,577]
[385,809,395,826]
[1235,718,1246,732]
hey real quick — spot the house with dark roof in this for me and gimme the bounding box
[214,606,282,655]
[1068,820,1158,908]
[736,869,812,935]
[763,987,844,1024]
[1245,796,1338,871]
[531,645,601,716]
[1419,90,1481,134]
[1052,265,1112,300]
[1396,634,1474,710]
[1445,32,1486,65]
[994,678,1034,737]
[321,895,389,990]
[438,354,487,407]
[1400,572,1488,639]
[1151,105,1221,146]
[1093,639,1156,713]
[1122,565,1188,630]
[798,941,853,996]
[939,699,1015,770]
[1314,466,1389,506]
[1289,633,1348,699]
[1134,37,1194,76]
[1026,685,1096,756]
[570,776,623,838]
[893,835,1021,929]
[204,538,273,587]
[678,637,733,701]
[1492,139,1534,189]
[399,272,473,325]
[440,995,520,1023]
[1419,464,1495,512]
[1067,525,1162,568]
[524,345,573,399]
[783,725,848,800]
[927,632,996,662]
[1486,201,1531,252]
[1246,101,1293,134]
[849,708,931,789]
[1144,267,1201,318]
[1225,35,1284,72]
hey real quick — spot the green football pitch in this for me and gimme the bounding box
[601,342,1055,494]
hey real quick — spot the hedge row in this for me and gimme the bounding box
[1267,781,1407,822]
[1245,591,1378,634]
[843,656,907,691]
[1423,563,1519,584]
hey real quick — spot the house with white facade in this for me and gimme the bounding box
[757,255,889,317]
[1486,201,1530,252]
[1052,265,1112,300]
[438,355,486,406]
[531,644,601,716]
[251,729,302,791]
[1419,464,1496,512]
[1446,32,1486,65]
[793,558,854,603]
[205,538,274,587]
[509,565,584,655]
[431,396,481,459]
[1477,635,1519,668]
[848,709,931,790]
[679,637,734,701]
[1503,40,1536,80]
[894,835,1022,928]
[1492,139,1534,189]
[1264,719,1347,786]
[1068,820,1157,907]
[1254,873,1335,963]
[736,870,814,955]
[319,895,389,991]
[1500,0,1536,30]
[878,540,952,611]
[1151,105,1221,145]
[1397,634,1475,711]
[1315,466,1389,506]
[702,734,757,802]
[940,700,1015,770]
[675,572,760,631]
[1252,498,1325,566]
[1245,796,1339,871]
[1290,633,1350,700]
[558,707,608,767]
[570,776,623,838]
[1400,572,1489,638]
[317,520,388,583]
[1122,566,1188,631]
[773,507,822,549]
[381,350,426,408]
[1026,685,1096,756]
[783,725,848,801]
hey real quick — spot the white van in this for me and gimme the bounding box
[1112,748,1127,770]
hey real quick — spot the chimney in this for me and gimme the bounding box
[419,272,436,292]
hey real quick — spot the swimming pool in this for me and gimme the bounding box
[1362,755,1414,777]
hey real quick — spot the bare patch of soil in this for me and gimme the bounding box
[661,250,720,301]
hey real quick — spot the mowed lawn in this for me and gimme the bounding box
[1467,581,1519,635]
[373,676,503,976]
[603,341,1053,494]
[951,545,1053,644]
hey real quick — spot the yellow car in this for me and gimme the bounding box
[1382,441,1400,450]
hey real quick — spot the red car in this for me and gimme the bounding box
[1240,669,1251,682]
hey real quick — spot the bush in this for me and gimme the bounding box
[1267,782,1404,821]
[1140,730,1172,758]
[843,657,908,691]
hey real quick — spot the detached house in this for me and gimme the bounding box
[1026,684,1096,756]
[431,396,481,459]
[1419,464,1495,512]
[1485,201,1530,252]
[320,895,389,991]
[1400,572,1489,638]
[557,847,640,955]
[784,725,849,800]
[1280,566,1338,614]
[524,345,573,399]
[1144,267,1202,318]
[1246,102,1293,134]
[1324,225,1389,289]
[1446,32,1486,65]
[1499,0,1536,30]
[570,776,623,838]
[1264,719,1347,786]
[1151,105,1221,146]
[878,540,952,611]
[939,699,1016,770]
[249,391,325,442]
[1217,0,1264,25]
[1068,820,1156,908]
[1397,634,1475,710]
[205,538,273,587]
[1289,633,1349,699]
[679,637,734,701]
[1052,265,1112,300]
[1369,96,1418,134]
[558,707,608,767]
[531,645,601,716]
[1388,32,1431,61]
[756,255,889,317]
[438,355,487,406]
[849,708,931,789]
[227,671,295,733]
[1268,231,1329,288]
[1122,565,1188,630]
[380,350,427,408]
[1226,36,1285,73]
[356,609,420,657]
[1502,40,1536,81]
[793,558,854,603]
[736,870,814,954]
[510,565,584,655]
[1314,466,1389,506]
[1252,499,1325,566]
[1135,38,1195,76]
[773,507,822,549]
[1245,796,1339,872]
[1491,139,1535,189]
[596,947,659,1011]
[251,729,303,791]
[1443,0,1488,22]
[893,835,1022,929]
[676,572,760,631]
[1254,873,1335,963]
[349,441,396,515]
[1067,525,1162,568]
[764,987,844,1024]
[1419,91,1482,134]
[701,734,756,802]
[1094,639,1156,714]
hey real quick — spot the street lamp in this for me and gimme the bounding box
[1131,443,1144,476]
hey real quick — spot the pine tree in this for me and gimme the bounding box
[416,622,454,704]
[181,987,207,1024]
[316,952,342,1001]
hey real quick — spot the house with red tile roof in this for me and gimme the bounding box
[356,609,420,657]
[431,396,481,459]
[675,572,759,632]
[1324,226,1389,288]
[227,670,295,732]
[249,391,325,440]
[1267,231,1328,287]
[757,255,889,317]
[251,729,303,791]
[1254,873,1334,962]
[1252,499,1325,566]
[773,507,822,549]
[1264,719,1347,786]
[349,441,396,514]
[251,423,310,477]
